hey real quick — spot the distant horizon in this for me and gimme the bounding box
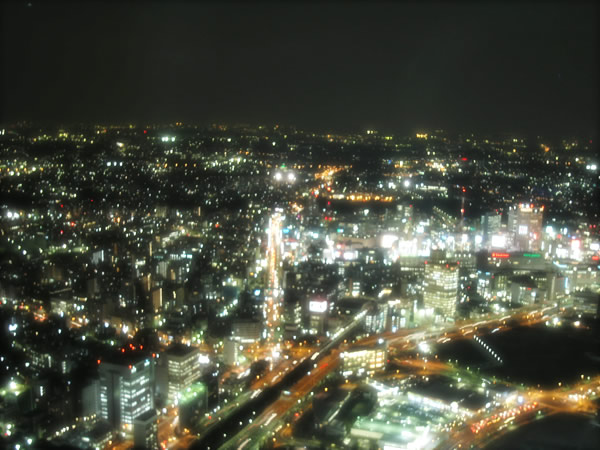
[1,119,596,142]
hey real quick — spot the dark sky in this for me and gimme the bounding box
[1,1,598,136]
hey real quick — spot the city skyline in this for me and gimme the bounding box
[1,1,599,449]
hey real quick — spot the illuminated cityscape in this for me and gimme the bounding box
[1,1,598,450]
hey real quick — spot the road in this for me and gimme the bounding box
[220,352,340,449]
[264,212,283,345]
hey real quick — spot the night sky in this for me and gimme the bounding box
[1,1,598,136]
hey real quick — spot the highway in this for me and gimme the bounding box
[189,303,369,449]
[221,352,340,449]
[155,292,570,450]
[264,212,283,345]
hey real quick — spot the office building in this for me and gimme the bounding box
[423,262,459,318]
[507,204,543,252]
[98,351,154,435]
[165,344,203,406]
[133,410,159,450]
[340,342,387,377]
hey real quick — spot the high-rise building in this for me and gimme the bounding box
[98,351,154,435]
[282,300,302,340]
[133,410,159,450]
[365,302,388,334]
[423,262,459,318]
[507,204,543,251]
[223,338,239,366]
[481,211,502,245]
[178,382,208,430]
[165,344,202,406]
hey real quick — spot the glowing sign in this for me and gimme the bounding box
[491,252,510,259]
[309,300,327,313]
[523,253,541,258]
[380,234,399,248]
[491,235,506,248]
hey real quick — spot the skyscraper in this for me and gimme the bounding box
[423,262,459,318]
[165,344,202,406]
[98,351,154,435]
[507,204,544,252]
[133,410,159,450]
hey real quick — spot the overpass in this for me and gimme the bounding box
[190,306,368,449]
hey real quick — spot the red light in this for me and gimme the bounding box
[129,365,132,369]
[140,345,143,349]
[60,204,64,208]
[97,359,101,365]
[121,348,125,353]
[143,130,147,134]
[152,353,156,358]
[592,255,599,261]
[461,157,467,161]
[60,230,64,235]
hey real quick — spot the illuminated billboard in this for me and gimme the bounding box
[309,300,328,313]
[491,235,506,248]
[380,234,399,249]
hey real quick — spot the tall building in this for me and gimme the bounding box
[178,382,208,430]
[165,344,202,406]
[133,410,159,450]
[481,211,502,245]
[507,204,543,251]
[364,302,388,334]
[98,351,154,435]
[423,262,459,318]
[282,299,302,340]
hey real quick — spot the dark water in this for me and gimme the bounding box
[487,413,600,450]
[436,323,600,388]
[482,324,600,388]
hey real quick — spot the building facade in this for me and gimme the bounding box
[423,262,459,318]
[98,354,154,435]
